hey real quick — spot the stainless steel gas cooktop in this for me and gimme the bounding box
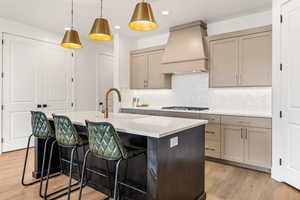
[161,106,209,111]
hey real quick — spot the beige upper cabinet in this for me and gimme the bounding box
[208,25,272,88]
[210,38,239,87]
[239,32,272,86]
[130,46,171,89]
[131,54,148,89]
[148,50,171,89]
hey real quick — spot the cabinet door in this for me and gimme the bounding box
[244,127,272,168]
[130,54,148,89]
[221,125,244,162]
[239,32,272,86]
[209,38,239,87]
[148,50,171,89]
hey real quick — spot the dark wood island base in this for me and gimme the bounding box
[33,123,206,200]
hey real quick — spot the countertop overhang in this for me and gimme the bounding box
[47,111,208,138]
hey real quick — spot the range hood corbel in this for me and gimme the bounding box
[161,20,208,74]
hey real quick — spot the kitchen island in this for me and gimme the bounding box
[33,111,207,200]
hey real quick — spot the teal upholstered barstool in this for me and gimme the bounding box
[43,114,88,200]
[22,111,58,197]
[78,121,146,200]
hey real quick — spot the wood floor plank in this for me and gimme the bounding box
[0,149,300,200]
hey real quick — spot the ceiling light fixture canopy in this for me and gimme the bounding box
[129,0,157,31]
[89,0,113,41]
[61,0,83,49]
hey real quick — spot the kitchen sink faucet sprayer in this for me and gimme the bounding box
[103,88,122,118]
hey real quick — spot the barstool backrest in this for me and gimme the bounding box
[85,121,127,160]
[31,111,54,139]
[52,114,79,147]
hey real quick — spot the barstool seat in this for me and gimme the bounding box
[78,121,146,200]
[21,111,58,199]
[42,114,88,200]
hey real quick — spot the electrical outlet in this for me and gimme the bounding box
[170,136,178,148]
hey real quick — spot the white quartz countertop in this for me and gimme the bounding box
[47,111,207,138]
[121,106,272,118]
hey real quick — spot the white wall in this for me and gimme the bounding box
[0,17,113,111]
[119,10,272,114]
[74,41,113,111]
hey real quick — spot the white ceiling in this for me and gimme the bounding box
[0,0,272,38]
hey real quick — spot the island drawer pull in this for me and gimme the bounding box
[205,147,216,151]
[206,131,215,135]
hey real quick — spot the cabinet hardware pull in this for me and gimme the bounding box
[37,104,42,108]
[42,104,48,108]
[205,148,215,151]
[206,131,215,135]
[241,128,243,139]
[245,128,248,139]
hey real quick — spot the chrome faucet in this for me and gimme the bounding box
[103,88,122,118]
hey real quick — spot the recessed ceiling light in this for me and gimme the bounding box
[161,10,169,16]
[114,25,121,30]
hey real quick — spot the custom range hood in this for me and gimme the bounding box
[162,20,208,74]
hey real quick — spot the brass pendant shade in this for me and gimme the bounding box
[89,18,113,40]
[61,0,83,49]
[129,1,157,31]
[61,29,83,49]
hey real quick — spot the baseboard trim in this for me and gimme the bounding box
[205,157,271,173]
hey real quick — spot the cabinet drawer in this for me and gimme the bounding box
[205,140,221,158]
[199,114,221,124]
[221,115,271,129]
[205,123,221,141]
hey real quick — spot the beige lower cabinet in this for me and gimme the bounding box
[220,116,272,169]
[221,125,244,163]
[119,108,272,170]
[244,127,272,168]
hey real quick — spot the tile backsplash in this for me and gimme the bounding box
[121,73,272,113]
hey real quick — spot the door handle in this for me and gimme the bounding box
[37,104,42,108]
[42,104,47,108]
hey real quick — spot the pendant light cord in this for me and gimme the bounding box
[71,0,74,28]
[100,0,103,18]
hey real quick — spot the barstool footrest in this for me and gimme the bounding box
[43,181,80,200]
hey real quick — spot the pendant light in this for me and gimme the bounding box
[89,0,113,41]
[129,0,157,31]
[61,0,83,49]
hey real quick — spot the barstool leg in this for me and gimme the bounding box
[106,160,113,196]
[43,140,56,200]
[67,146,76,200]
[39,137,51,197]
[113,159,122,200]
[78,149,90,200]
[21,134,40,186]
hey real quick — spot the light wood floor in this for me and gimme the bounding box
[0,149,300,200]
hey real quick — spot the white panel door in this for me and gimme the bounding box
[2,34,42,152]
[96,54,113,112]
[281,0,300,189]
[2,34,73,152]
[41,43,73,113]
